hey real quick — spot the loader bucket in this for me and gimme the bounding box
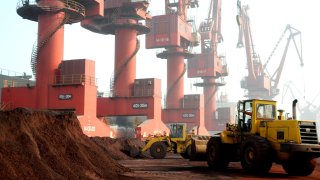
[129,145,140,157]
[122,138,146,158]
[189,136,211,161]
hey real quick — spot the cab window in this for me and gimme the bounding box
[256,104,276,119]
[170,124,183,138]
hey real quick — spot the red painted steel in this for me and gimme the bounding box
[36,12,65,109]
[80,1,171,137]
[97,97,158,118]
[187,53,224,78]
[78,116,111,137]
[0,0,110,137]
[85,0,104,17]
[144,1,207,134]
[203,78,216,130]
[186,0,229,131]
[1,87,36,109]
[162,94,208,135]
[146,15,193,49]
[166,48,185,109]
[114,28,138,97]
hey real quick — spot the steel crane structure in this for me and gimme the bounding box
[81,0,169,138]
[237,3,303,100]
[187,0,229,131]
[1,0,112,136]
[146,0,208,135]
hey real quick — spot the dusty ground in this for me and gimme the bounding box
[119,153,320,180]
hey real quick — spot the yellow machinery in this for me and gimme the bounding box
[206,99,320,175]
[141,123,210,159]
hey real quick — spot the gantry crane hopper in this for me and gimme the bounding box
[237,2,303,100]
[187,0,229,131]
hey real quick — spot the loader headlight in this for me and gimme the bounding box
[287,140,296,144]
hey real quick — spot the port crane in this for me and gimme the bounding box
[237,1,303,100]
[187,0,229,131]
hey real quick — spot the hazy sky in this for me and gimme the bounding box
[1,0,320,112]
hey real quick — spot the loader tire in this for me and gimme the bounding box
[282,157,316,176]
[240,136,273,174]
[180,145,191,159]
[206,137,229,170]
[150,141,166,159]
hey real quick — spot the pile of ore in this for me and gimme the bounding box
[0,108,130,179]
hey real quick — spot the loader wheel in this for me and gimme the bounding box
[150,142,167,159]
[206,137,229,170]
[240,136,273,174]
[282,157,316,176]
[180,145,191,159]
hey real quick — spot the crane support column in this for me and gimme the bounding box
[114,28,138,97]
[203,78,217,130]
[36,10,65,108]
[166,48,185,109]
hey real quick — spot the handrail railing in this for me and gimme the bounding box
[2,80,34,88]
[0,68,32,79]
[54,74,96,86]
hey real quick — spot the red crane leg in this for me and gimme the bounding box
[36,12,65,109]
[114,28,138,97]
[166,52,185,109]
[204,79,217,130]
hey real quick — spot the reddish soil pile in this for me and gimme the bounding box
[90,137,131,160]
[0,108,129,179]
[90,137,148,160]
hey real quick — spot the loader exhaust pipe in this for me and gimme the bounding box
[292,99,298,119]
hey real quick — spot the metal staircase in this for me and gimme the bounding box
[17,0,86,78]
[31,14,69,78]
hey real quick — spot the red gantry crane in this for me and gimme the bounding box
[146,0,209,135]
[187,0,229,131]
[237,2,303,100]
[81,0,170,138]
[1,0,112,137]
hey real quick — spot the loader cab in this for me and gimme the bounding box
[169,123,186,140]
[237,100,253,132]
[237,99,277,133]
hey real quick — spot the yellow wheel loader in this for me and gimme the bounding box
[141,123,210,160]
[206,99,320,175]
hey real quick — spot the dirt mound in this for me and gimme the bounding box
[90,137,131,160]
[0,108,129,179]
[90,137,149,160]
